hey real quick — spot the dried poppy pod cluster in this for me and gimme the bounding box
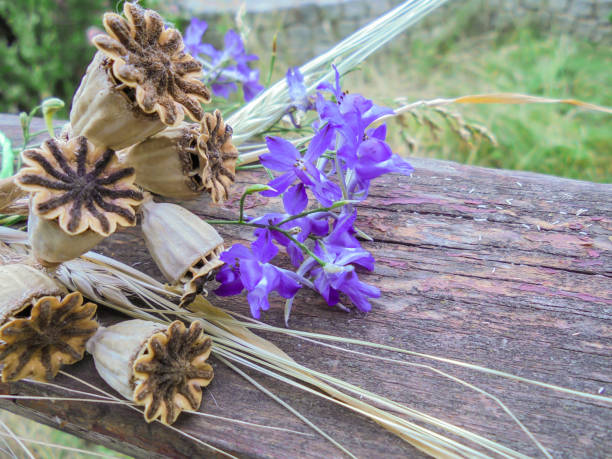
[87,320,214,425]
[1,2,225,425]
[9,2,236,272]
[0,263,98,382]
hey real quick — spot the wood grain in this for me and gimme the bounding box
[0,114,610,458]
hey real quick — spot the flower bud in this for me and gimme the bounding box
[0,264,98,382]
[141,200,224,306]
[87,319,214,425]
[42,97,65,137]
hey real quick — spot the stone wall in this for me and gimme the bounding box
[171,0,612,64]
[493,0,612,42]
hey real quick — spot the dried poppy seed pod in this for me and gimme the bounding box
[141,200,224,307]
[71,2,211,150]
[87,319,214,425]
[15,136,143,265]
[0,264,66,320]
[0,177,28,215]
[197,110,238,203]
[0,265,98,382]
[123,123,208,199]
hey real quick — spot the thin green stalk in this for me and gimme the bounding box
[0,132,15,179]
[207,218,326,266]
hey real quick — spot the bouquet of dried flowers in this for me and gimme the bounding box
[0,1,610,457]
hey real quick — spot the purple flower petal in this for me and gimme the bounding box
[251,229,279,263]
[261,137,300,171]
[260,172,296,197]
[214,265,244,296]
[283,183,308,215]
[239,259,263,290]
[212,82,238,99]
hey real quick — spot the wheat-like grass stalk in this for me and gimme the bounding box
[228,0,449,147]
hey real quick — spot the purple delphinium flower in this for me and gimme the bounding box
[260,126,341,212]
[286,67,313,112]
[184,20,263,101]
[200,30,263,101]
[215,243,301,319]
[237,63,264,101]
[317,66,392,131]
[341,124,414,200]
[296,210,379,312]
[250,212,331,267]
[183,18,215,57]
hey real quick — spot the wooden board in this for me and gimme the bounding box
[0,114,610,458]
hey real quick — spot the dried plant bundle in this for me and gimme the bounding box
[30,245,557,457]
[87,319,214,425]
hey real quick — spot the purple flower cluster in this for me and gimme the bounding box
[184,18,263,101]
[215,66,413,320]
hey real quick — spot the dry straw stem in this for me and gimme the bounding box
[387,93,612,119]
[228,0,449,147]
[0,228,573,458]
[237,92,612,166]
[0,178,27,216]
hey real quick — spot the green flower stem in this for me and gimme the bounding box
[205,219,326,266]
[238,193,248,223]
[277,200,356,226]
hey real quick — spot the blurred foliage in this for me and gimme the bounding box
[341,5,612,182]
[0,0,162,118]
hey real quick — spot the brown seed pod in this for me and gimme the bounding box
[71,2,211,149]
[0,263,67,322]
[87,319,214,425]
[0,264,98,382]
[70,52,167,151]
[0,177,28,216]
[141,200,224,307]
[15,136,143,265]
[123,123,208,199]
[197,110,238,203]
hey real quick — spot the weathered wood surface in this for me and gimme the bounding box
[0,114,610,458]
